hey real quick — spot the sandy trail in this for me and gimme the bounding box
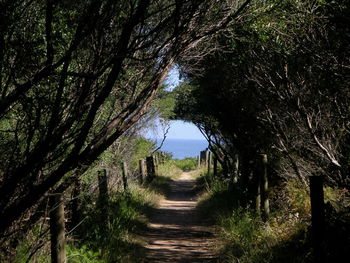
[144,172,217,263]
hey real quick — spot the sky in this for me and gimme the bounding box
[146,66,206,141]
[166,120,205,140]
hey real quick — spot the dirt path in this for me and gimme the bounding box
[144,172,217,263]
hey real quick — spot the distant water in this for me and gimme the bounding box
[156,138,208,159]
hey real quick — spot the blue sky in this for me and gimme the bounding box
[166,120,205,140]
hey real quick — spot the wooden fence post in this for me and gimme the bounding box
[146,156,155,182]
[122,162,128,190]
[97,169,109,226]
[260,154,270,221]
[160,152,165,164]
[207,151,212,174]
[309,176,325,263]
[153,153,158,169]
[200,150,206,165]
[255,173,261,214]
[205,150,209,166]
[50,193,66,263]
[233,154,239,183]
[213,156,218,177]
[139,159,145,185]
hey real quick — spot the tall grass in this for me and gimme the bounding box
[196,173,313,263]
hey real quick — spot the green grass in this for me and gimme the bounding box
[68,183,162,263]
[196,173,313,263]
[156,160,183,178]
[12,161,180,263]
[172,157,198,170]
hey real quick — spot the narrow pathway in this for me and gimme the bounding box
[144,172,217,263]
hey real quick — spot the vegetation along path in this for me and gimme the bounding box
[144,171,217,263]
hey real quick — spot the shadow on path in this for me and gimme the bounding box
[144,172,218,263]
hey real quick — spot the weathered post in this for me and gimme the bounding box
[205,149,209,166]
[160,152,165,164]
[122,162,128,190]
[213,156,218,177]
[139,159,146,185]
[98,169,108,203]
[50,193,66,263]
[97,169,109,226]
[255,173,261,214]
[260,154,270,221]
[309,176,325,263]
[207,151,212,174]
[146,156,155,182]
[154,153,158,168]
[232,154,239,183]
[200,150,206,165]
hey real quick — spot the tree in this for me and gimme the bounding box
[173,0,350,201]
[0,0,253,237]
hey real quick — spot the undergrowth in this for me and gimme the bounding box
[71,183,162,263]
[196,173,314,263]
[13,180,164,263]
[197,172,350,262]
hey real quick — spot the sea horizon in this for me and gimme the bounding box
[153,138,208,159]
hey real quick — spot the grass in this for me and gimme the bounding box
[11,160,184,263]
[156,160,183,178]
[67,183,162,263]
[66,160,185,263]
[12,181,164,263]
[196,172,313,263]
[172,157,198,171]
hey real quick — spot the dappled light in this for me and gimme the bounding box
[1,0,350,262]
[144,173,217,263]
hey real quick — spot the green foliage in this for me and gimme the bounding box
[152,88,177,120]
[12,225,50,263]
[67,245,105,263]
[132,138,156,163]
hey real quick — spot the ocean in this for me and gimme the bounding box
[156,138,208,159]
